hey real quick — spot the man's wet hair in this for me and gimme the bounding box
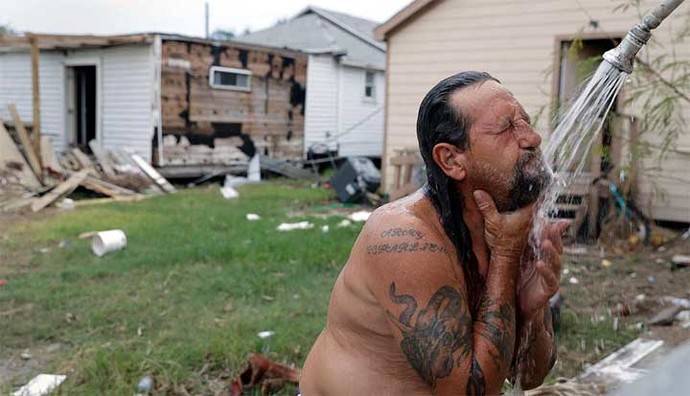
[416,71,499,314]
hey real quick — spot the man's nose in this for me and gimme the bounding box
[515,121,542,149]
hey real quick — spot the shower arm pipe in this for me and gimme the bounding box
[603,0,686,73]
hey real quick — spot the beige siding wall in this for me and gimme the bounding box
[384,0,690,222]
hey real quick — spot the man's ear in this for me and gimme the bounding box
[432,143,467,181]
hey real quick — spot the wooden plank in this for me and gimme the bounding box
[0,120,41,189]
[130,154,176,193]
[8,104,43,181]
[40,136,64,174]
[31,170,88,212]
[88,140,116,177]
[81,176,137,197]
[71,148,95,171]
[29,34,42,164]
[389,153,421,166]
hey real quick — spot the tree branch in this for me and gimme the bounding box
[634,56,690,104]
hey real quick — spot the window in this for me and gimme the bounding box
[364,71,375,99]
[209,66,252,91]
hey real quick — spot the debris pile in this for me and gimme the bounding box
[0,104,176,213]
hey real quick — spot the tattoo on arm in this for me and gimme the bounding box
[367,228,448,256]
[466,357,486,395]
[476,294,516,371]
[387,282,472,387]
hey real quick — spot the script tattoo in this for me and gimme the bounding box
[366,227,448,256]
[380,227,424,240]
[387,282,472,387]
[366,241,448,255]
[476,294,516,372]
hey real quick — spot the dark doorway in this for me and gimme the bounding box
[68,65,97,150]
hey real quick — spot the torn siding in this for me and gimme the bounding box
[159,39,307,165]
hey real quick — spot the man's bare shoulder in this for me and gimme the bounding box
[358,191,455,267]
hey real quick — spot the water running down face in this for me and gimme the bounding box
[440,80,551,212]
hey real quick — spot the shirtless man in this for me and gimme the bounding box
[300,71,568,395]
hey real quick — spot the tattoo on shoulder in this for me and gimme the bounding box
[380,227,424,240]
[366,241,448,256]
[476,294,516,372]
[387,282,472,387]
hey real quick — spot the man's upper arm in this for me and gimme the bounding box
[363,221,474,390]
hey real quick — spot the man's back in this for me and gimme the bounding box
[300,191,458,395]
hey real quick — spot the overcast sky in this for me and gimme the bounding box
[1,0,411,37]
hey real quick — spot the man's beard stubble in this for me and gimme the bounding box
[505,150,551,212]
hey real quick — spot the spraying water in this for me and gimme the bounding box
[511,0,686,393]
[532,62,629,244]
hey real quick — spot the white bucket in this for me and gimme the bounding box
[91,230,127,257]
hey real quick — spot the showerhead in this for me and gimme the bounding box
[603,0,686,74]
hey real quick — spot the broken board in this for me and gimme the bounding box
[8,104,42,180]
[31,170,88,212]
[0,121,40,189]
[130,154,176,193]
[40,136,64,174]
[88,140,116,177]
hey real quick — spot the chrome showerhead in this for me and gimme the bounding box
[603,0,686,73]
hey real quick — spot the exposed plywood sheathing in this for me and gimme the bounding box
[160,40,307,161]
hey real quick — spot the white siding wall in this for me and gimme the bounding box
[0,44,155,161]
[304,54,385,157]
[101,45,155,161]
[384,0,690,222]
[338,66,385,157]
[304,54,339,153]
[0,52,66,151]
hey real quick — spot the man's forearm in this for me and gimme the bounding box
[513,306,557,389]
[468,254,519,395]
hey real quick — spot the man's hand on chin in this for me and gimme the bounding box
[517,220,569,319]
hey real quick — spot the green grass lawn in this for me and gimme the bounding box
[1,182,360,394]
[0,181,638,394]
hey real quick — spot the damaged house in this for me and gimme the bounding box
[236,6,386,159]
[0,33,307,177]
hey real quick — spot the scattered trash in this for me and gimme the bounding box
[662,296,690,309]
[257,331,275,339]
[220,185,239,199]
[91,230,127,257]
[55,198,74,210]
[601,259,613,268]
[647,305,683,326]
[564,246,589,255]
[336,219,352,228]
[38,247,50,254]
[635,294,646,302]
[20,350,32,360]
[672,254,690,268]
[276,221,313,232]
[569,276,579,285]
[78,231,97,240]
[58,240,69,249]
[612,303,631,317]
[647,275,656,284]
[246,213,260,221]
[562,268,570,275]
[321,225,330,233]
[348,210,372,222]
[12,374,67,396]
[229,353,300,396]
[681,228,690,240]
[136,375,154,394]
